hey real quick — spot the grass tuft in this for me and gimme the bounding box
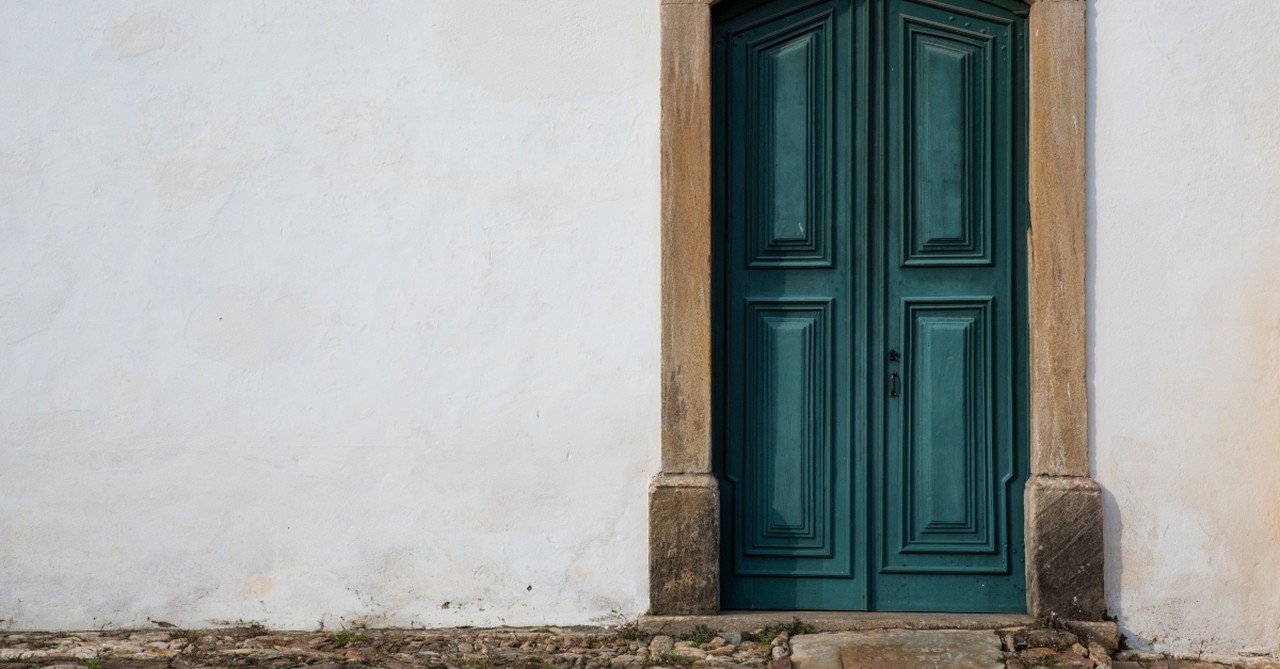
[755,617,813,641]
[644,651,694,667]
[683,624,718,646]
[328,629,372,646]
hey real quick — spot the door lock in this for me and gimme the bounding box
[888,349,900,398]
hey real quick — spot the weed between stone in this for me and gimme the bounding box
[644,651,694,667]
[327,629,373,646]
[682,625,718,647]
[753,617,813,641]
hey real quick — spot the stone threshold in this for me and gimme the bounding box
[638,611,1035,635]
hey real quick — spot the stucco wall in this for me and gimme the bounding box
[1090,0,1280,657]
[0,1,660,629]
[3,0,1280,657]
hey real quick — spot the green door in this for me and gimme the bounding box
[715,0,1029,611]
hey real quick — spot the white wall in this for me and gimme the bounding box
[1090,0,1280,658]
[4,0,1280,657]
[0,1,660,629]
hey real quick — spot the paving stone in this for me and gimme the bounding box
[1063,620,1121,653]
[1020,627,1084,651]
[649,635,674,655]
[1055,650,1096,667]
[672,646,706,660]
[790,630,1004,669]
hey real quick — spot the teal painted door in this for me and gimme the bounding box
[715,0,1029,611]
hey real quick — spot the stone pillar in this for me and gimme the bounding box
[650,0,719,615]
[1025,0,1105,621]
[1026,477,1106,620]
[650,474,719,614]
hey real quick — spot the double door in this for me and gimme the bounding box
[715,0,1029,611]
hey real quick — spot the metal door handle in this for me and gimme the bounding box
[889,372,899,398]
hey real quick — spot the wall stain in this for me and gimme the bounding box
[103,12,166,59]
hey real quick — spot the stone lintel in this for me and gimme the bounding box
[1025,475,1106,620]
[649,474,719,615]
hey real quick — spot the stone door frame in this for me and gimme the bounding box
[650,0,1104,619]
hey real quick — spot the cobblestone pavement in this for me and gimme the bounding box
[0,624,1274,669]
[0,626,775,669]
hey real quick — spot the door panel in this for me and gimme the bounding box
[716,0,1027,612]
[901,299,995,553]
[748,24,833,267]
[902,28,992,266]
[876,0,1025,610]
[740,300,833,561]
[719,0,861,609]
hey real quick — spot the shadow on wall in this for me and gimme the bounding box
[1081,0,1143,652]
[1083,0,1146,652]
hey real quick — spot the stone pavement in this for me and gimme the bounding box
[0,622,1275,669]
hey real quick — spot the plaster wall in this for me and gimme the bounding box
[1090,0,1280,657]
[0,1,660,629]
[4,0,1280,655]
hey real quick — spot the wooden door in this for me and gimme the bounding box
[715,0,1029,612]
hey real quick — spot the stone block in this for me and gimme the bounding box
[1019,628,1083,652]
[791,630,1005,669]
[1025,476,1106,620]
[1062,620,1119,654]
[648,474,719,614]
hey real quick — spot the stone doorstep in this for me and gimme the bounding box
[790,630,1007,669]
[639,614,1126,669]
[638,611,1035,636]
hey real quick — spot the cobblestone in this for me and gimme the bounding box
[0,626,776,669]
[2,625,1275,669]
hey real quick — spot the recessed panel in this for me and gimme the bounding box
[745,15,834,268]
[741,300,833,557]
[884,298,1006,574]
[901,23,993,266]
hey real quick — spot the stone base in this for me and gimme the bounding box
[1025,475,1106,620]
[648,473,720,615]
[639,612,1033,636]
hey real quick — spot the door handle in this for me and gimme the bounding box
[889,372,899,398]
